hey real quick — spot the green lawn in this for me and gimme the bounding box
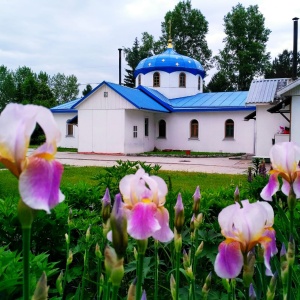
[142,150,245,157]
[0,165,247,200]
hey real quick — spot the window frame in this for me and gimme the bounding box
[144,117,149,137]
[153,72,160,87]
[66,123,74,137]
[158,119,166,138]
[179,72,186,88]
[133,125,138,138]
[225,119,234,138]
[138,74,141,86]
[190,119,199,139]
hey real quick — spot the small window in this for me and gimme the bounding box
[158,119,166,138]
[67,124,74,136]
[190,119,198,138]
[179,72,186,87]
[145,118,149,137]
[198,76,201,90]
[138,74,141,86]
[225,119,234,138]
[133,126,138,138]
[153,72,160,87]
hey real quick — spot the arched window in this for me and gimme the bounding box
[138,74,141,86]
[179,72,186,87]
[198,76,201,90]
[225,119,234,138]
[153,72,160,87]
[190,119,198,138]
[158,119,166,138]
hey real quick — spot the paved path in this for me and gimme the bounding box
[53,152,256,175]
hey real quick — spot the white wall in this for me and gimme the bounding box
[78,109,125,153]
[53,113,78,149]
[77,84,137,153]
[137,71,203,98]
[255,104,290,157]
[291,95,300,145]
[153,111,255,153]
[124,110,156,153]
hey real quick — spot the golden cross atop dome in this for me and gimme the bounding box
[167,18,173,48]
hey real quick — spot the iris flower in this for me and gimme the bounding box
[214,200,277,279]
[261,142,300,201]
[0,103,64,213]
[119,168,173,242]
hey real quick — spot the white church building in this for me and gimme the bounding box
[53,40,295,156]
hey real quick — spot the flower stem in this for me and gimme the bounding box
[190,277,196,300]
[136,252,145,300]
[245,288,249,300]
[192,229,198,272]
[175,250,180,300]
[154,240,158,300]
[287,209,294,300]
[231,279,236,300]
[111,285,119,300]
[62,231,71,300]
[22,227,31,300]
[97,256,103,300]
[80,248,89,300]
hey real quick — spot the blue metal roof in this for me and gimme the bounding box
[134,47,205,78]
[52,83,254,114]
[137,86,173,110]
[74,81,169,113]
[170,91,249,109]
[51,98,81,113]
[136,88,253,112]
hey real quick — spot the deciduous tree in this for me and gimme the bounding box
[214,4,271,91]
[159,0,212,70]
[50,73,79,103]
[265,49,300,78]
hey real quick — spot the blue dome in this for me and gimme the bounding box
[134,47,206,79]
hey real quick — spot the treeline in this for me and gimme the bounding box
[0,65,80,112]
[123,1,300,91]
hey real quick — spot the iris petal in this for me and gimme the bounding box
[152,207,174,242]
[260,228,277,276]
[260,173,280,201]
[127,202,160,240]
[281,178,291,196]
[293,172,300,199]
[19,157,64,213]
[214,240,243,278]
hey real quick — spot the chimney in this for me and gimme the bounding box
[292,17,299,80]
[118,48,122,85]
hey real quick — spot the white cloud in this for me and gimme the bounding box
[0,0,299,94]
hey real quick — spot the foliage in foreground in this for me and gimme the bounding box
[1,158,300,299]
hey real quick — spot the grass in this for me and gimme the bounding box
[142,150,245,157]
[0,165,247,200]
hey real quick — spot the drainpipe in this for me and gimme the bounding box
[292,17,299,80]
[118,48,122,85]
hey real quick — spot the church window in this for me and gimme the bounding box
[133,126,138,138]
[153,72,160,87]
[158,119,166,138]
[145,118,149,136]
[138,74,141,86]
[198,76,201,90]
[225,119,234,138]
[179,72,186,87]
[67,124,74,136]
[190,119,198,138]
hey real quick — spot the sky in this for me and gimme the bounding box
[1,0,299,95]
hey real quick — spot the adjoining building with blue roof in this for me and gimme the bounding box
[51,40,257,154]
